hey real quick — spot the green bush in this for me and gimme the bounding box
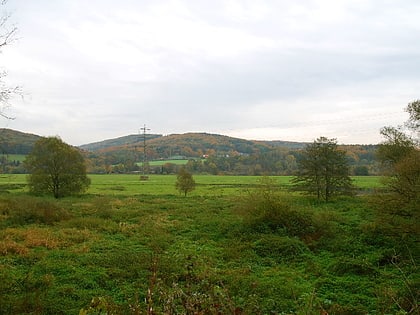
[1,196,70,225]
[237,178,331,243]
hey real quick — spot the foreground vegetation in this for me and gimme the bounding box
[0,175,417,314]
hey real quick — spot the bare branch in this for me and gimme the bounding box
[0,1,17,49]
[0,0,20,120]
[0,24,17,48]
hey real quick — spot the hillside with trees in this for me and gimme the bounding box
[83,132,275,157]
[83,133,379,176]
[0,128,41,154]
[0,129,380,175]
[79,133,162,152]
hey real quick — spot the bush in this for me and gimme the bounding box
[1,196,70,225]
[237,177,331,243]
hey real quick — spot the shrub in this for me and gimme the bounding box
[237,177,331,242]
[1,196,70,225]
[0,227,63,255]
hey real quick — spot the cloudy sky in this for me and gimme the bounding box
[1,0,419,145]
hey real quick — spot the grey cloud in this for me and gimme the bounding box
[3,0,420,145]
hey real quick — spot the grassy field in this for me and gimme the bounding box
[148,159,191,166]
[88,174,294,196]
[0,174,382,194]
[0,174,416,314]
[1,154,26,162]
[0,174,383,195]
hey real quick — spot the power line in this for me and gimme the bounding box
[140,124,150,176]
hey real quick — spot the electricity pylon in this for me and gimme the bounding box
[140,124,150,178]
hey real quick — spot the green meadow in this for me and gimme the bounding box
[88,174,291,196]
[0,174,383,195]
[3,154,26,162]
[0,175,416,314]
[148,159,190,166]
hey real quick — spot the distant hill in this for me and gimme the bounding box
[87,132,286,160]
[0,128,42,155]
[0,129,379,175]
[145,132,274,157]
[79,133,163,152]
[1,129,308,158]
[0,128,373,161]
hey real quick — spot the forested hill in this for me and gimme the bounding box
[79,133,163,152]
[0,128,41,154]
[86,132,302,159]
[1,128,301,157]
[82,132,378,175]
[145,133,275,157]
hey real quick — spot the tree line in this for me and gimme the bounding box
[20,101,419,203]
[77,143,378,176]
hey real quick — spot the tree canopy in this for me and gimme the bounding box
[292,137,354,202]
[25,137,90,198]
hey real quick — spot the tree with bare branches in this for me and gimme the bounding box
[0,0,19,120]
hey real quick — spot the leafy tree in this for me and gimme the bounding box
[292,137,354,202]
[175,167,195,196]
[376,126,415,169]
[25,137,91,198]
[405,99,420,133]
[377,102,419,198]
[373,102,419,237]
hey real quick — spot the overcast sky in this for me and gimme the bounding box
[1,0,419,145]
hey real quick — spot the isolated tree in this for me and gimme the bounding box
[1,0,19,119]
[25,137,91,198]
[175,167,195,196]
[292,137,354,202]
